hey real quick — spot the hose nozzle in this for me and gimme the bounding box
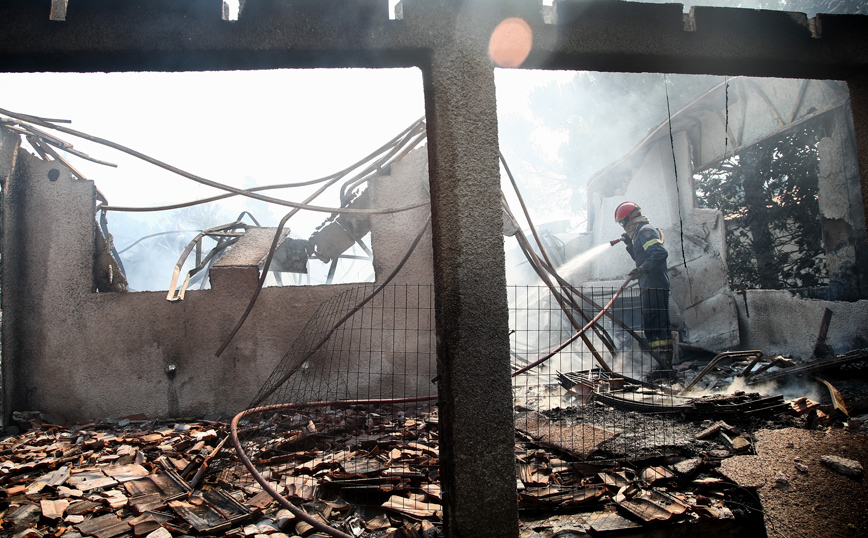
[609,237,622,246]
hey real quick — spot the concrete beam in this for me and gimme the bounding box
[0,0,866,79]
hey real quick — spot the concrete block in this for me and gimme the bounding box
[213,227,287,268]
[737,290,868,358]
[238,0,388,28]
[0,0,53,22]
[558,0,684,30]
[814,11,868,43]
[669,254,729,309]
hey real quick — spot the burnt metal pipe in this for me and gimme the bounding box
[678,350,763,396]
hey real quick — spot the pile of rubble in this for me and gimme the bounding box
[2,363,865,538]
[0,409,445,538]
[0,403,762,538]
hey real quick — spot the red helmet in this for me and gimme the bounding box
[614,201,641,224]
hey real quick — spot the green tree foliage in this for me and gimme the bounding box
[694,117,829,290]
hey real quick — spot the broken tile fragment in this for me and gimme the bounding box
[75,513,131,538]
[40,499,70,520]
[129,514,162,536]
[672,457,703,476]
[144,528,172,538]
[640,466,675,485]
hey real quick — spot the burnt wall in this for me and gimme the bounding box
[0,146,360,419]
[3,1,868,537]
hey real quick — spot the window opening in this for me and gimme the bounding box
[0,69,427,293]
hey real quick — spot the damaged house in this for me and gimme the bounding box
[566,76,868,357]
[1,1,868,538]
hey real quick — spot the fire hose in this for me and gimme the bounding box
[229,276,633,537]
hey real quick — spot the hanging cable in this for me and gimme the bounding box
[0,108,426,216]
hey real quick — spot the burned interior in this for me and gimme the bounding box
[2,1,868,538]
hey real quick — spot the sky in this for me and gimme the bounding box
[0,67,573,289]
[0,69,425,220]
[0,67,577,220]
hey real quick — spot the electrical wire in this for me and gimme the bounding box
[116,230,203,255]
[0,108,427,216]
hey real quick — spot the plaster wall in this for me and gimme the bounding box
[735,290,868,358]
[252,146,441,405]
[302,148,441,402]
[0,142,436,422]
[370,146,434,285]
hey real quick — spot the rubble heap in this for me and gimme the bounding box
[0,400,785,538]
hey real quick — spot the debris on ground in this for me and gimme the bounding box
[1,349,866,538]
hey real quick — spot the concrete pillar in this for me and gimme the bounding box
[422,5,519,537]
[1,143,96,425]
[0,128,20,429]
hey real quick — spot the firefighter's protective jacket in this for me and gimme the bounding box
[626,223,669,290]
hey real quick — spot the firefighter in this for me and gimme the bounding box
[614,201,673,369]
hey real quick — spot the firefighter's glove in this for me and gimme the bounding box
[628,266,646,280]
[620,233,632,247]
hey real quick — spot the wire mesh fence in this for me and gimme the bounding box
[510,284,680,467]
[228,284,439,537]
[227,283,689,536]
